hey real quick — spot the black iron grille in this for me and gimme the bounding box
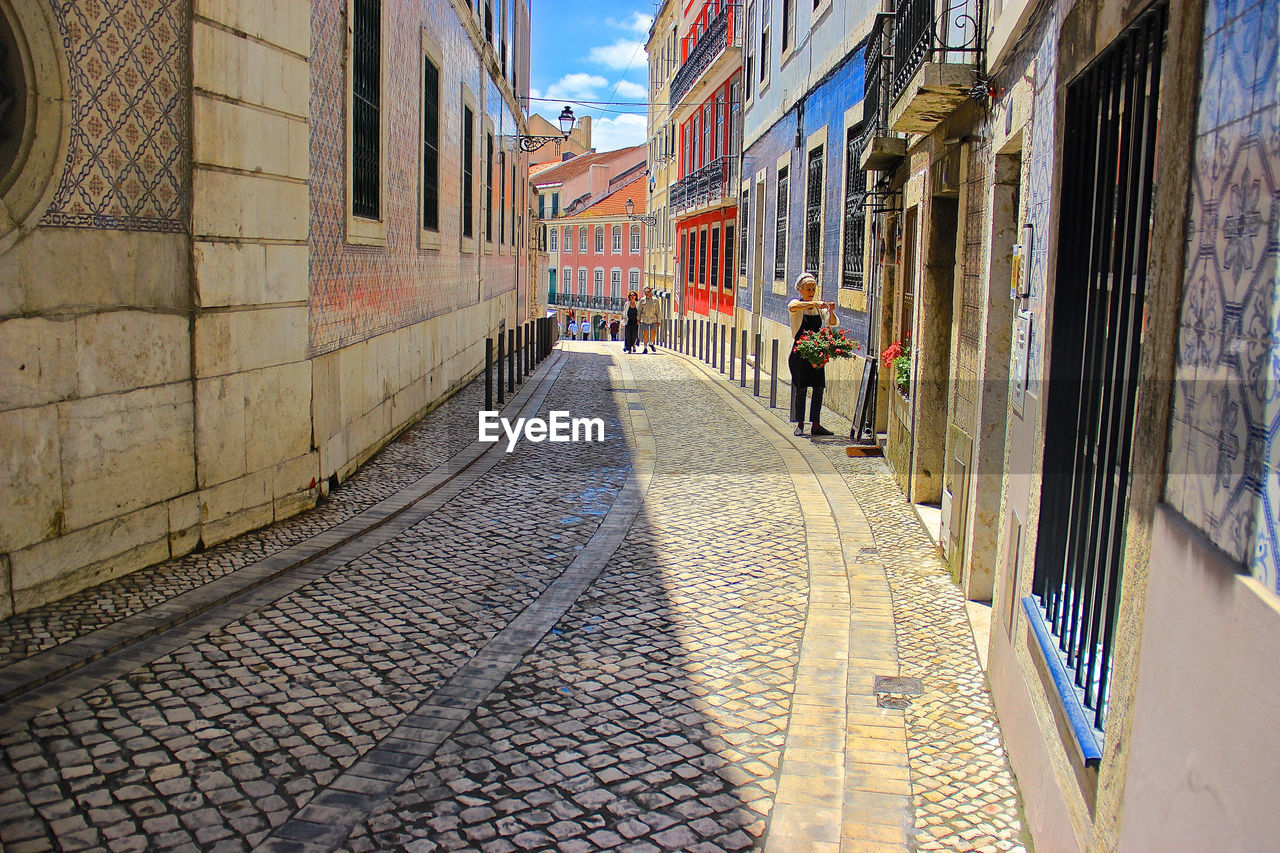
[774,167,789,280]
[422,55,439,231]
[804,146,824,276]
[352,0,380,220]
[1033,2,1167,734]
[842,127,867,290]
[462,106,474,238]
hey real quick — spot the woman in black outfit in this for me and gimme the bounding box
[787,273,839,436]
[623,291,640,353]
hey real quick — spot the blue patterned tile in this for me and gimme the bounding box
[1249,0,1279,116]
[1205,0,1243,37]
[1251,465,1279,593]
[1218,12,1257,129]
[1165,399,1192,511]
[1198,32,1228,136]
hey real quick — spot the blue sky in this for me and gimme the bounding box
[529,1,654,150]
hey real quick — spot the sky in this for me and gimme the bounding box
[529,1,655,151]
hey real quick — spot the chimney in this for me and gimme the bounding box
[589,164,609,198]
[574,115,592,148]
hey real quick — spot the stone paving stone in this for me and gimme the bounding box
[0,355,633,853]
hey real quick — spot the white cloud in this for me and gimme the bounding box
[614,79,648,99]
[541,72,608,101]
[606,12,654,33]
[587,39,645,70]
[591,113,647,150]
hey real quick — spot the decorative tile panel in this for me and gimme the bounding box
[308,0,521,356]
[40,0,188,232]
[1167,0,1280,595]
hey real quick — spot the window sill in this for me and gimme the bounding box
[1022,596,1104,768]
[347,214,388,247]
[461,236,476,254]
[419,229,442,251]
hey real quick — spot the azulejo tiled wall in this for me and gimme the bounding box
[1167,0,1280,594]
[40,0,188,232]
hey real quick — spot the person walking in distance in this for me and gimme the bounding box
[609,317,620,341]
[623,291,640,353]
[567,317,578,341]
[788,273,839,437]
[636,286,661,353]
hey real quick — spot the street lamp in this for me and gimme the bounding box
[624,198,657,227]
[517,106,576,152]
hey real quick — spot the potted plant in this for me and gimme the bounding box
[794,326,863,368]
[881,335,911,397]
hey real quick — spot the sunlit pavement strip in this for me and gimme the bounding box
[255,348,657,852]
[672,347,1029,853]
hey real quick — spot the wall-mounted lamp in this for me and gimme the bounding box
[518,106,576,152]
[625,198,658,227]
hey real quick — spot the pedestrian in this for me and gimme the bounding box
[567,318,578,340]
[609,318,620,341]
[582,320,590,341]
[623,292,640,353]
[788,272,839,437]
[637,286,661,353]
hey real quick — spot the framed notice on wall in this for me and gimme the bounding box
[1011,310,1031,415]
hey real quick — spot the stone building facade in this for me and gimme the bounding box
[0,0,532,617]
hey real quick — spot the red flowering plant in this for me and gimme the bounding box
[794,326,862,368]
[881,334,912,395]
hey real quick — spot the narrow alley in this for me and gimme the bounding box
[0,345,1027,853]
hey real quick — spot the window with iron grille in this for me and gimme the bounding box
[499,150,506,244]
[595,227,604,253]
[485,133,494,242]
[739,190,749,276]
[1033,3,1167,738]
[774,166,789,279]
[804,145,824,276]
[422,53,439,231]
[842,127,866,289]
[724,225,735,290]
[698,229,707,286]
[462,105,474,238]
[631,226,640,253]
[710,227,721,290]
[613,226,622,253]
[352,0,381,219]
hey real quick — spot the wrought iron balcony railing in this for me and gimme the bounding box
[892,0,984,101]
[862,14,895,145]
[668,3,740,109]
[547,292,628,314]
[670,156,738,217]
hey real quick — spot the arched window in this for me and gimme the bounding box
[630,225,641,253]
[612,225,622,253]
[594,226,604,253]
[548,228,557,253]
[579,226,587,252]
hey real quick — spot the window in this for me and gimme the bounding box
[352,0,381,220]
[595,226,605,253]
[724,225,735,290]
[594,268,604,294]
[563,267,571,290]
[538,193,545,219]
[739,190,749,276]
[499,150,506,245]
[611,269,621,299]
[745,1,755,100]
[612,226,622,253]
[710,227,721,290]
[485,132,494,242]
[729,83,741,157]
[577,267,587,295]
[510,160,517,246]
[630,269,640,290]
[698,229,708,287]
[686,232,696,284]
[579,226,588,252]
[549,227,557,253]
[703,105,713,165]
[421,52,439,232]
[842,127,867,290]
[715,92,724,159]
[552,192,560,216]
[630,226,641,253]
[484,0,493,43]
[462,105,474,240]
[804,145,824,275]
[760,0,771,86]
[782,0,794,53]
[774,166,789,279]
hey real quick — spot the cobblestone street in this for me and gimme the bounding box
[0,344,1029,853]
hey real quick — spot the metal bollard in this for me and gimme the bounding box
[753,333,761,397]
[719,325,727,373]
[770,339,779,408]
[709,322,717,365]
[729,333,736,381]
[507,329,515,393]
[526,322,532,374]
[740,330,748,388]
[485,337,494,410]
[515,325,523,382]
[789,382,796,422]
[496,330,505,405]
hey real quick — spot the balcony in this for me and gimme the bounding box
[668,3,741,112]
[670,156,738,217]
[889,0,985,134]
[548,292,628,314]
[859,14,907,173]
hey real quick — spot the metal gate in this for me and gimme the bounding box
[1032,2,1167,733]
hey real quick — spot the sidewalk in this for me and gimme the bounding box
[0,343,1029,853]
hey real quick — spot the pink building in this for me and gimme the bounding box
[553,174,648,338]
